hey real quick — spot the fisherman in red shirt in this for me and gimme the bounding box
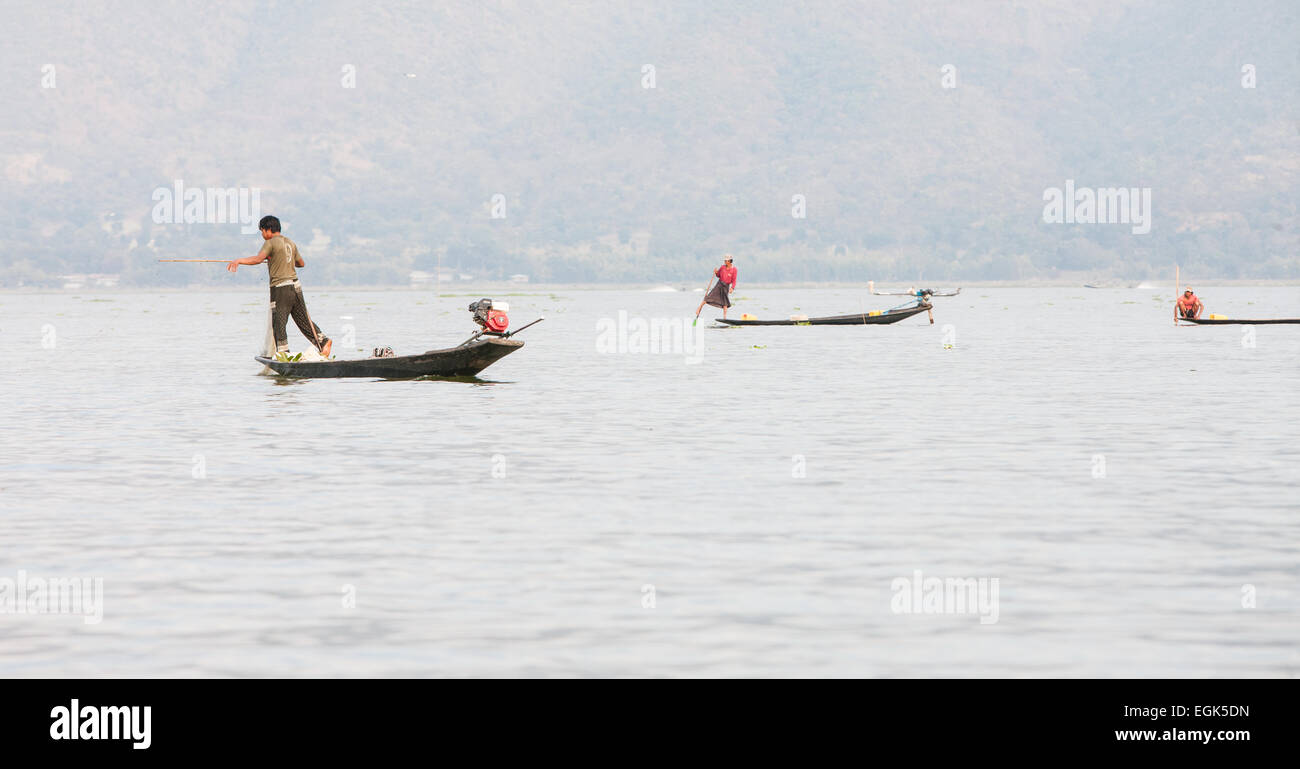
[1176,286,1203,319]
[697,254,738,319]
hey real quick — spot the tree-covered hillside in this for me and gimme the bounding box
[0,0,1296,286]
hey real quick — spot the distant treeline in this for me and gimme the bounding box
[3,0,1297,287]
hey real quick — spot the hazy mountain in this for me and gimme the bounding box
[1,0,1296,286]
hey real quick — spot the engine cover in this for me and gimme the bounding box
[484,309,509,332]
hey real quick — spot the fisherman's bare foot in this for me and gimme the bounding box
[320,339,333,358]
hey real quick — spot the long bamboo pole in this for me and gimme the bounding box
[1174,265,1179,325]
[157,259,231,263]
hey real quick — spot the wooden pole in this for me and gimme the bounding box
[157,259,230,263]
[1174,265,1179,325]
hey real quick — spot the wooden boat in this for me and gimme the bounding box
[256,336,524,379]
[1179,316,1300,325]
[868,282,960,299]
[256,299,539,379]
[1168,267,1299,325]
[716,303,932,326]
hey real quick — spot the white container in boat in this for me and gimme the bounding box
[789,314,809,321]
[491,301,509,312]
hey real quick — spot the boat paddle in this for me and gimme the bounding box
[157,259,232,263]
[693,278,715,327]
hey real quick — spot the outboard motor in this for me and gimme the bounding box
[468,298,510,333]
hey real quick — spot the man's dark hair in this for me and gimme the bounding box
[259,215,281,233]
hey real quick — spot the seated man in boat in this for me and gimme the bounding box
[696,254,738,319]
[1176,286,1203,320]
[227,215,333,357]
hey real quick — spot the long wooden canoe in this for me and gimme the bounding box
[1180,317,1300,325]
[716,303,932,326]
[256,336,523,379]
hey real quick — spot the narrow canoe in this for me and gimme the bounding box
[716,303,932,326]
[256,337,523,379]
[1180,317,1300,325]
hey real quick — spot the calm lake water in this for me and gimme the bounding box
[1,285,1297,677]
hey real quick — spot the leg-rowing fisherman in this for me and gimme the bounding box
[227,215,332,358]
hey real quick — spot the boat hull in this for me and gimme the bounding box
[256,337,524,379]
[1180,317,1300,325]
[716,303,932,326]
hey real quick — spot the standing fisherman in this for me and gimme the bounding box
[696,254,738,320]
[227,215,333,358]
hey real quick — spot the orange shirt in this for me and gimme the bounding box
[1177,293,1199,310]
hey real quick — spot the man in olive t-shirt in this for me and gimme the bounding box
[227,215,332,357]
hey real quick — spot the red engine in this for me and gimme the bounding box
[484,308,509,332]
[468,298,510,333]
